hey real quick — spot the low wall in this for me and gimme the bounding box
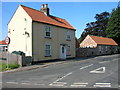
[76,48,97,57]
[76,46,118,57]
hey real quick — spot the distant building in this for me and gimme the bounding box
[0,40,8,51]
[77,35,118,57]
[8,4,76,62]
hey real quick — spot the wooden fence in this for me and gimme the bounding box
[0,52,32,66]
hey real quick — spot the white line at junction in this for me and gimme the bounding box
[93,83,111,87]
[49,72,72,86]
[21,83,31,85]
[6,82,18,84]
[54,72,72,82]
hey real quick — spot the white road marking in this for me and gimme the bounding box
[71,84,86,87]
[49,82,67,86]
[73,83,88,85]
[90,67,105,73]
[70,82,88,87]
[54,82,67,84]
[54,72,72,82]
[49,84,64,86]
[21,83,31,85]
[95,83,111,85]
[6,82,18,84]
[93,83,111,87]
[34,83,45,85]
[94,85,111,87]
[99,61,110,64]
[80,64,93,70]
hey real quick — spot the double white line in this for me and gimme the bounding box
[93,83,111,87]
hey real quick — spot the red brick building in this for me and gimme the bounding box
[77,35,118,57]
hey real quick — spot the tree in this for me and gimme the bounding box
[79,11,110,43]
[106,6,120,46]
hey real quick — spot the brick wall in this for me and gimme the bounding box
[76,45,118,57]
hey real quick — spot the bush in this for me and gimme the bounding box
[0,62,7,71]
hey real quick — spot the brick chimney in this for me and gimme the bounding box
[40,4,50,16]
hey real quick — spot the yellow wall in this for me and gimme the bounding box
[32,22,75,61]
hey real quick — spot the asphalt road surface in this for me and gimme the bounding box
[2,54,119,88]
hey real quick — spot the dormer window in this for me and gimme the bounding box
[66,30,70,40]
[45,26,51,38]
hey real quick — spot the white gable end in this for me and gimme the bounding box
[8,5,32,56]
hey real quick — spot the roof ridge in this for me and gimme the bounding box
[20,4,76,30]
[89,35,112,39]
[49,15,65,20]
[20,4,44,14]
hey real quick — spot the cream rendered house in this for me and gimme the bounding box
[8,4,76,62]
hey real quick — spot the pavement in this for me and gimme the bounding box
[1,60,68,74]
[2,54,119,88]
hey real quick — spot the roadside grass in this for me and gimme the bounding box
[0,62,19,72]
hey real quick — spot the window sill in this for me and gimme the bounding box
[66,39,71,41]
[67,54,71,56]
[45,55,52,57]
[45,37,52,39]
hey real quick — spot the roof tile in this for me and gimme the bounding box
[21,5,76,30]
[89,35,118,46]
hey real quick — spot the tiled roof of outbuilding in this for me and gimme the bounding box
[89,35,118,46]
[21,5,76,30]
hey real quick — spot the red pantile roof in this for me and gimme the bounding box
[89,35,118,46]
[21,5,76,30]
[0,40,7,45]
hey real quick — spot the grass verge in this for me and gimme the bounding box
[0,62,19,72]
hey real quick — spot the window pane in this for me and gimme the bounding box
[46,45,50,50]
[46,32,50,36]
[66,30,70,40]
[45,50,50,56]
[67,46,70,55]
[62,47,64,53]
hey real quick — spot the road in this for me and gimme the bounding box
[2,54,119,88]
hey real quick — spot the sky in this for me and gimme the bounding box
[1,2,118,41]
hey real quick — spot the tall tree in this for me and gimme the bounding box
[79,11,110,42]
[106,5,120,46]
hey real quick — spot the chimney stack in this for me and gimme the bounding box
[40,4,50,16]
